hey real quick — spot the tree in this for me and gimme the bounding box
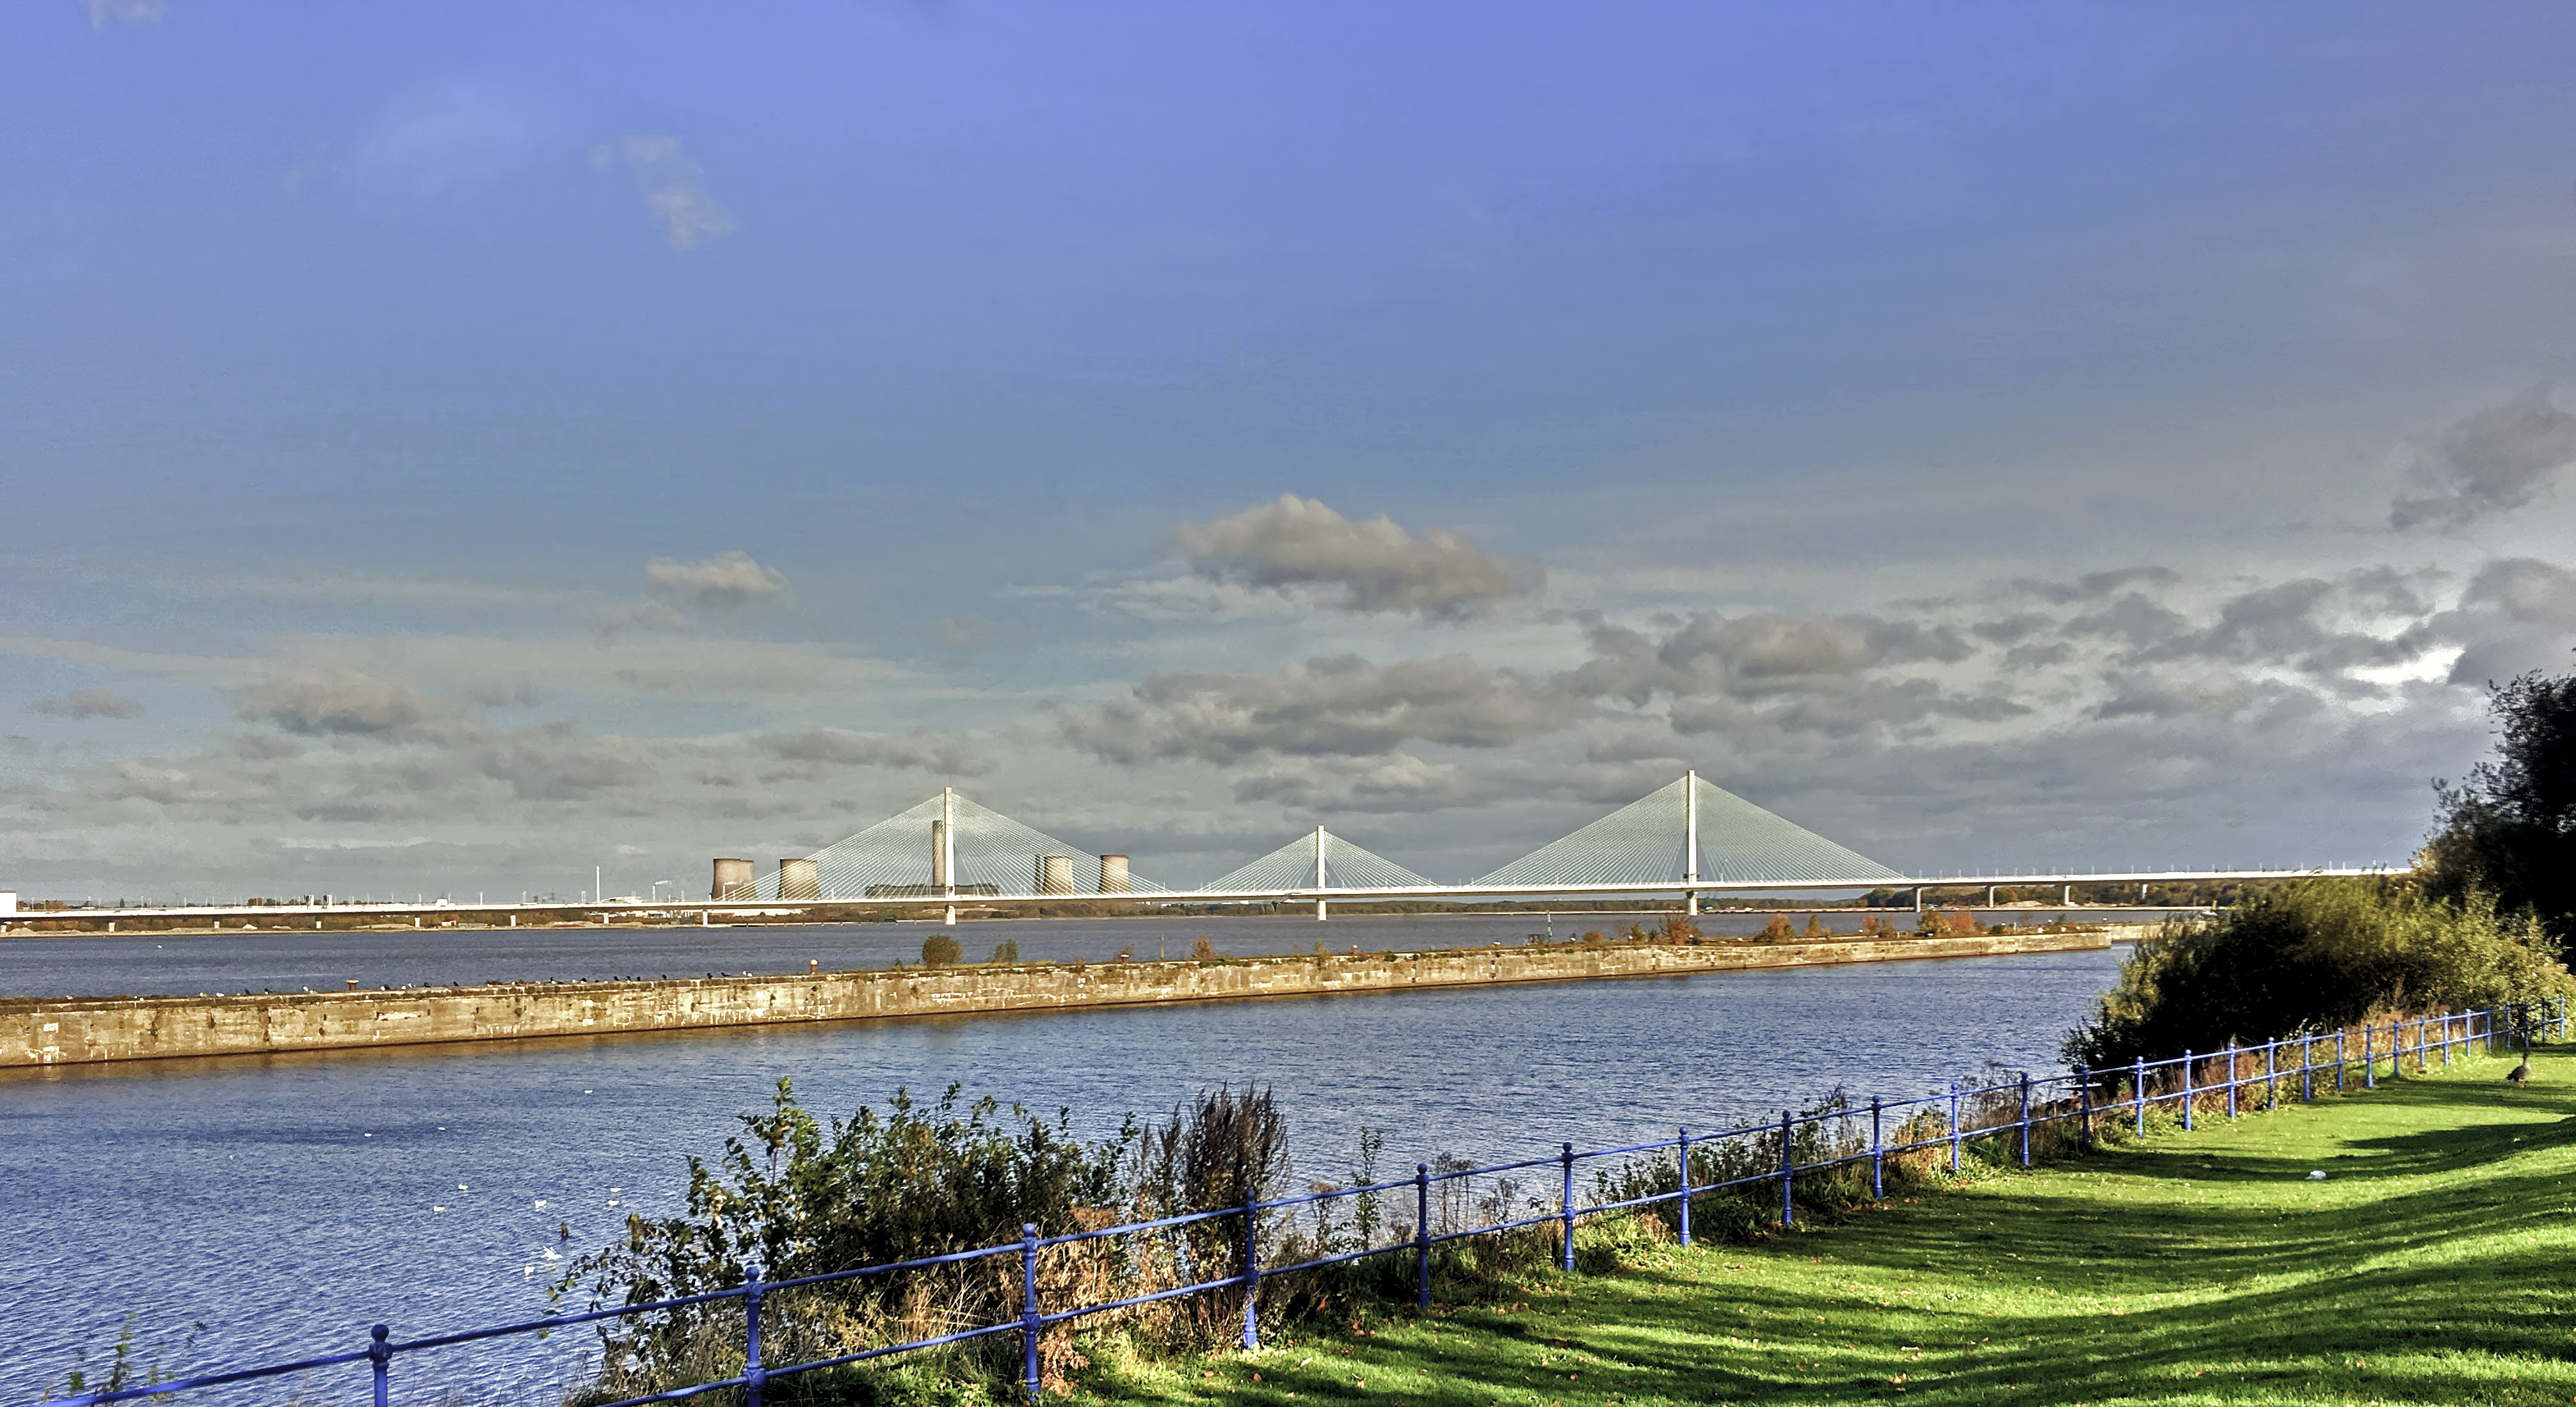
[920,933,961,967]
[2424,666,2576,952]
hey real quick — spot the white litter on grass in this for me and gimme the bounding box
[2307,1170,2328,1180]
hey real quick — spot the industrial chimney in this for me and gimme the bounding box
[711,858,754,901]
[778,857,820,901]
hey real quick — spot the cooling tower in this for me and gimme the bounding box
[1099,854,1130,895]
[1036,854,1074,896]
[778,857,820,901]
[711,857,755,901]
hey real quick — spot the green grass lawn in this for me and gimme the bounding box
[1064,1045,2575,1405]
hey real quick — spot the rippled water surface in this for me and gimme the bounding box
[0,939,2125,1402]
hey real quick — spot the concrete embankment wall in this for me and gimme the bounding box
[3,930,2111,1069]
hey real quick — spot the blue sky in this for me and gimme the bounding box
[8,1,2576,900]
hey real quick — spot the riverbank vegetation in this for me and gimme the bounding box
[1069,1047,2573,1406]
[2063,879,2571,1072]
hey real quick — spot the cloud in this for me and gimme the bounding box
[85,0,163,28]
[1562,609,1974,706]
[1059,653,1578,765]
[2426,557,2576,685]
[751,727,996,777]
[2390,385,2576,530]
[1175,494,1539,617]
[593,136,737,250]
[236,668,440,737]
[644,550,790,611]
[32,689,142,719]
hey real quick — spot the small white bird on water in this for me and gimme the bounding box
[534,1199,547,1209]
[458,1182,469,1191]
[433,1204,447,1212]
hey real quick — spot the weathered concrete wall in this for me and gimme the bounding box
[1,930,2109,1068]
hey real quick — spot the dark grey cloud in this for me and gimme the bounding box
[1176,494,1539,618]
[1562,609,1973,706]
[751,727,996,778]
[2429,557,2576,685]
[236,668,440,737]
[32,688,142,720]
[1059,653,1577,765]
[2131,576,2420,674]
[2390,385,2576,530]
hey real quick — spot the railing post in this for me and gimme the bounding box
[1949,1083,1962,1173]
[2132,1058,2145,1141]
[368,1324,389,1407]
[2017,1075,2031,1167]
[1415,1164,1432,1308]
[2364,1026,2374,1090]
[2444,1014,2452,1068]
[2264,1039,2276,1109]
[2227,1043,2237,1120]
[2181,1049,2193,1133]
[743,1273,765,1407]
[1676,1131,1693,1246]
[1778,1113,1795,1228]
[1021,1223,1042,1397]
[1560,1143,1578,1272]
[2076,1068,2092,1149]
[1240,1190,1261,1350]
[2301,1033,2312,1102]
[2335,1028,2346,1092]
[1870,1100,1884,1198]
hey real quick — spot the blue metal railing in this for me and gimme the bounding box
[28,997,2565,1407]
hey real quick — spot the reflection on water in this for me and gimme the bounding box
[0,942,2127,1401]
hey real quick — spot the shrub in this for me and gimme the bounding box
[986,939,1020,965]
[919,934,961,968]
[1760,914,1796,941]
[2063,877,2573,1070]
[553,1081,1130,1402]
[1916,907,1978,937]
[1802,914,1830,939]
[1190,936,1218,963]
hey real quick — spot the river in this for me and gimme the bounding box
[0,928,2131,1404]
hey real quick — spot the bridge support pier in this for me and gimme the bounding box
[944,904,957,925]
[1913,887,1924,913]
[1686,891,1698,917]
[1316,896,1328,921]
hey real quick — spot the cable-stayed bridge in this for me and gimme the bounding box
[738,772,2388,921]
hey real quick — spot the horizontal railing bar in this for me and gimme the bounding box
[41,1349,376,1407]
